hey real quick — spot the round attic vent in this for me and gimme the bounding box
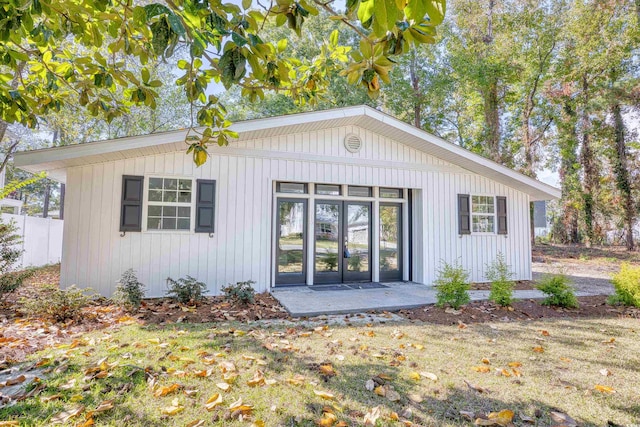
[344,133,362,153]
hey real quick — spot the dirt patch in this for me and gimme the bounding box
[397,295,640,325]
[470,280,535,291]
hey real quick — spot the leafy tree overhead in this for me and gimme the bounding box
[1,0,446,165]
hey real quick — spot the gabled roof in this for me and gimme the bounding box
[13,105,560,200]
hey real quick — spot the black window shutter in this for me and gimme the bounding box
[458,194,471,235]
[195,179,216,233]
[497,196,508,235]
[120,175,143,232]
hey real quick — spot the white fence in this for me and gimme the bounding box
[1,213,63,268]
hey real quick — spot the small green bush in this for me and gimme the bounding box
[166,275,207,304]
[434,261,470,309]
[0,218,32,298]
[486,253,515,306]
[222,280,256,304]
[20,284,92,322]
[113,269,146,311]
[608,263,640,307]
[536,274,579,308]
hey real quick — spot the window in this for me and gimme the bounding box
[348,186,372,197]
[379,188,402,198]
[471,195,495,233]
[277,182,308,194]
[147,177,192,230]
[315,184,341,196]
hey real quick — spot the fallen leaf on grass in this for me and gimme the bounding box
[0,422,20,426]
[386,389,401,402]
[205,393,223,411]
[76,418,94,427]
[247,370,266,387]
[216,382,230,391]
[474,409,514,426]
[50,405,85,424]
[154,384,181,397]
[319,363,336,377]
[550,411,577,427]
[599,369,612,377]
[464,379,490,393]
[229,397,253,414]
[363,406,381,426]
[420,371,438,381]
[481,358,491,365]
[161,398,184,415]
[594,384,615,393]
[508,362,522,368]
[473,366,491,373]
[532,346,544,353]
[313,390,336,400]
[185,420,205,427]
[540,330,550,336]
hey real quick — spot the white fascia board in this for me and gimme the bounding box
[13,104,560,200]
[361,107,561,201]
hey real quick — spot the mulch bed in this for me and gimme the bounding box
[136,293,290,324]
[470,280,535,291]
[397,295,640,325]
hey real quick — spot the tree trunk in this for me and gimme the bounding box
[558,97,580,244]
[580,77,597,247]
[611,103,635,250]
[409,50,422,128]
[482,0,500,162]
[43,182,50,218]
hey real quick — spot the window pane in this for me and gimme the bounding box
[163,206,176,217]
[148,205,162,216]
[164,179,177,190]
[178,191,191,203]
[315,184,341,196]
[177,218,190,230]
[278,182,307,194]
[178,207,190,218]
[149,178,163,190]
[162,218,177,229]
[147,217,161,229]
[348,186,372,197]
[178,179,192,191]
[148,190,162,202]
[379,188,402,198]
[163,191,177,202]
[472,215,495,233]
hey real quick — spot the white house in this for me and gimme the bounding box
[14,106,560,297]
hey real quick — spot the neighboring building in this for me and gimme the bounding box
[14,106,560,297]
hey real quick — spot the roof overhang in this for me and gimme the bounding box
[13,105,560,201]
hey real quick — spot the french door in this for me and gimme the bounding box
[275,198,307,285]
[379,203,403,281]
[314,201,372,284]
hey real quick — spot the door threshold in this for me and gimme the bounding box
[309,283,389,291]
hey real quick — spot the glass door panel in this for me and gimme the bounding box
[314,201,341,284]
[343,202,371,282]
[379,203,402,281]
[275,199,307,285]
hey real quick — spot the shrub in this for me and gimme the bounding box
[113,269,146,311]
[536,274,579,308]
[20,284,92,322]
[0,218,32,298]
[608,263,640,307]
[434,261,470,309]
[486,253,515,306]
[165,275,207,304]
[222,280,256,304]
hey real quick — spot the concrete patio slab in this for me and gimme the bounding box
[271,282,600,317]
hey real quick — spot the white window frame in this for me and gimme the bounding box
[143,175,195,233]
[471,195,497,234]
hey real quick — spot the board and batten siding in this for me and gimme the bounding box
[60,124,531,297]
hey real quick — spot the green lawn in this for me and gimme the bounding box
[1,317,639,426]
